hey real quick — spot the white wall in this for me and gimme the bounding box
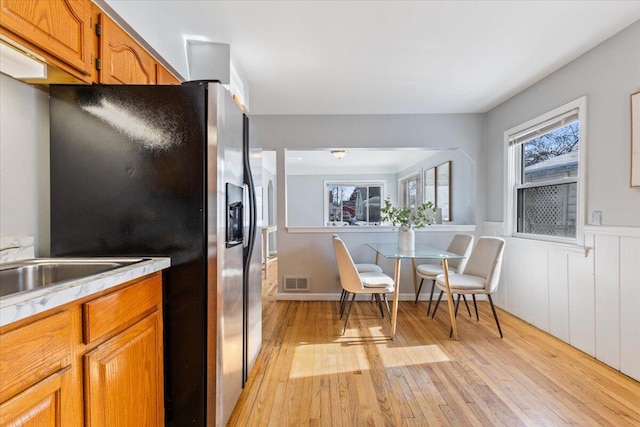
[0,74,50,255]
[484,21,640,381]
[250,113,485,296]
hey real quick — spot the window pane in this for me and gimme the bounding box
[408,178,418,208]
[354,186,367,221]
[522,121,579,183]
[326,183,382,225]
[424,168,435,204]
[367,186,381,223]
[328,185,355,222]
[517,182,577,238]
[436,162,450,221]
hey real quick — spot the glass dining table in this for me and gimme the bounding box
[366,243,464,340]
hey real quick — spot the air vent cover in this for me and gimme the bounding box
[284,276,309,291]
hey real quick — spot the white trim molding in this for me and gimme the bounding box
[276,292,463,302]
[583,225,640,238]
[287,224,477,234]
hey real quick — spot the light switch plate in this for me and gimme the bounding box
[592,210,602,225]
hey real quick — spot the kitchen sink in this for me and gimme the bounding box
[0,258,145,298]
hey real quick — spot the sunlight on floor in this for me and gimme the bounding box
[289,337,450,379]
[289,350,371,379]
[377,344,450,368]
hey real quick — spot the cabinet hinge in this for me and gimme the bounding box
[95,23,101,37]
[95,58,101,71]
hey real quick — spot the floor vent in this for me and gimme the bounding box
[284,276,309,291]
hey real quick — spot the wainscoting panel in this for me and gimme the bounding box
[567,235,595,357]
[503,237,533,322]
[530,247,550,333]
[620,236,640,381]
[548,253,570,342]
[483,222,640,382]
[594,234,621,370]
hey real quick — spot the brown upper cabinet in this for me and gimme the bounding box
[0,0,180,85]
[156,63,181,85]
[92,4,155,84]
[0,0,93,82]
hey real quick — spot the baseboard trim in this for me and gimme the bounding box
[275,292,488,302]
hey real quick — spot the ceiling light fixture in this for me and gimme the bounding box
[331,150,347,159]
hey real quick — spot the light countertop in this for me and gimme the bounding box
[0,257,171,327]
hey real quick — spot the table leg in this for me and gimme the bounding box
[390,258,401,339]
[411,259,418,300]
[441,259,459,340]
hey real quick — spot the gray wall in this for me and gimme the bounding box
[0,74,50,255]
[485,21,640,226]
[250,113,485,295]
[396,149,476,225]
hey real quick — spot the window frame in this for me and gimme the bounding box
[323,180,385,225]
[398,170,422,209]
[504,96,587,246]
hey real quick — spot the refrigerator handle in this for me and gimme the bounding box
[243,182,256,251]
[243,116,257,258]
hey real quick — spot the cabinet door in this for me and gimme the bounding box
[156,63,181,85]
[98,12,156,84]
[0,0,92,76]
[0,367,70,427]
[85,311,164,427]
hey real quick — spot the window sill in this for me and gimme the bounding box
[286,224,477,234]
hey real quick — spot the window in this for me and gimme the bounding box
[505,97,586,243]
[436,161,451,221]
[424,162,451,221]
[399,171,422,209]
[325,181,383,225]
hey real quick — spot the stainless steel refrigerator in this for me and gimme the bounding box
[49,81,262,426]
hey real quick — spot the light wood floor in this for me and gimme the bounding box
[228,261,640,426]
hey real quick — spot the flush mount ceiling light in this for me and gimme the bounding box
[331,150,347,159]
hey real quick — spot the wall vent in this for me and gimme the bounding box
[284,276,309,291]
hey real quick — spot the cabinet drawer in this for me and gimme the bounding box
[83,273,162,345]
[0,310,71,403]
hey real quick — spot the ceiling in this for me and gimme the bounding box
[104,1,640,115]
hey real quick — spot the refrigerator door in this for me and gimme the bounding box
[50,84,209,426]
[243,115,262,384]
[206,83,245,426]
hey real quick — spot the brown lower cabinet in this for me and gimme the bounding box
[0,367,71,426]
[0,272,164,426]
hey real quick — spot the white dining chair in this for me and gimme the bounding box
[332,235,383,306]
[414,234,474,317]
[332,235,395,335]
[431,237,506,338]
